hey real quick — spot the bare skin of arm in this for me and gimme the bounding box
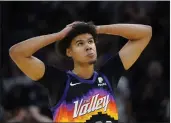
[9,24,73,81]
[96,24,152,70]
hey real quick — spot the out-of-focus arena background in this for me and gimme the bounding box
[0,1,170,123]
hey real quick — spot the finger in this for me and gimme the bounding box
[72,21,83,25]
[69,21,83,26]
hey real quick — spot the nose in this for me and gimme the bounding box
[86,46,92,51]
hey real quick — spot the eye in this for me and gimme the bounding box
[77,42,83,46]
[88,40,94,44]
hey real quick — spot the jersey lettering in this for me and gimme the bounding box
[73,94,110,118]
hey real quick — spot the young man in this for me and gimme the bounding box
[9,21,152,122]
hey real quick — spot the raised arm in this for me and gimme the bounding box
[96,24,152,70]
[9,25,72,81]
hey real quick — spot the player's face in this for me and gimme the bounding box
[66,33,97,64]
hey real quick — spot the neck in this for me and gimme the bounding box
[73,62,94,79]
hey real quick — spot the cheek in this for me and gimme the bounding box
[72,46,83,53]
[71,46,85,58]
[92,44,97,51]
[94,45,97,50]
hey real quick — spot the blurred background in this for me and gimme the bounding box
[1,1,170,123]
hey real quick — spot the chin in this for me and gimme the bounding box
[88,59,97,65]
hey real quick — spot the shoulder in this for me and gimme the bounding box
[99,53,125,74]
[98,53,126,86]
[44,65,67,78]
[36,64,68,87]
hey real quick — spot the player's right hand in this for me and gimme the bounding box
[60,21,84,39]
[59,25,73,39]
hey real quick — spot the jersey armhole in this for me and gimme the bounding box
[99,72,116,99]
[50,74,71,116]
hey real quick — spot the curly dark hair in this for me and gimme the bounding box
[55,21,97,59]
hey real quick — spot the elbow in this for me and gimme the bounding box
[147,26,152,43]
[145,25,152,38]
[9,45,15,56]
[9,45,20,58]
[144,25,152,46]
[142,25,152,42]
[147,25,152,36]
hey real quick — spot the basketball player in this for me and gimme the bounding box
[9,21,152,122]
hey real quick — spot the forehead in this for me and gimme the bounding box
[72,33,93,42]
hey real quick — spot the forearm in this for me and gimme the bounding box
[97,24,152,40]
[9,32,63,57]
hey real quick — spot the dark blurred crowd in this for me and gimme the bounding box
[1,1,170,123]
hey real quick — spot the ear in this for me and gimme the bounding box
[66,48,72,57]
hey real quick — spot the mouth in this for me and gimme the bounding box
[87,52,95,57]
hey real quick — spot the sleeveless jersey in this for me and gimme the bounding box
[50,70,118,123]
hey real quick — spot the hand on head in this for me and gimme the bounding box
[60,21,85,39]
[60,21,96,39]
[66,21,85,27]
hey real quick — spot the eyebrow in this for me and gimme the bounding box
[75,37,93,44]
